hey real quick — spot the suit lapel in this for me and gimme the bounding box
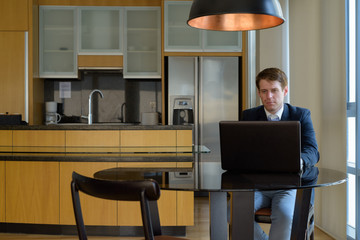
[281,104,290,121]
[258,107,268,121]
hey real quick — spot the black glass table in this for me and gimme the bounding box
[94,162,347,240]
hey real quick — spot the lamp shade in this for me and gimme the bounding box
[187,0,285,31]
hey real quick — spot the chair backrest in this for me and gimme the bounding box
[71,171,162,240]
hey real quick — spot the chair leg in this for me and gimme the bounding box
[310,231,314,240]
[71,181,87,240]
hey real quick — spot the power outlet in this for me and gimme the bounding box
[150,102,156,111]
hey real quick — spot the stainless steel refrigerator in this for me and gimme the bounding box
[167,56,240,165]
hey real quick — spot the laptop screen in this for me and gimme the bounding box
[219,121,301,173]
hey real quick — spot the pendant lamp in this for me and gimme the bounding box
[187,0,285,31]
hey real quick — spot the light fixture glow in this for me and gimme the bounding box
[187,0,285,31]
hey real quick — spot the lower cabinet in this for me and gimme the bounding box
[2,161,194,227]
[0,32,26,119]
[59,162,118,225]
[60,162,193,227]
[5,161,60,224]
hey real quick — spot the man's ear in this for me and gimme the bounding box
[283,86,289,96]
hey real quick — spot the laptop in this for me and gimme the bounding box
[219,121,301,174]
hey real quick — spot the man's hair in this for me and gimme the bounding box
[256,68,288,90]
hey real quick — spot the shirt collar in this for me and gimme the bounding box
[264,105,284,120]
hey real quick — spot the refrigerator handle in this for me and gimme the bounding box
[194,57,199,147]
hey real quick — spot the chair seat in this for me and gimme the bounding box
[255,206,315,240]
[255,207,272,224]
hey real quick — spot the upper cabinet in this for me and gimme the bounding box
[0,32,27,119]
[39,6,160,79]
[123,7,161,78]
[0,0,28,31]
[39,6,77,78]
[38,2,241,79]
[79,7,123,54]
[164,1,242,52]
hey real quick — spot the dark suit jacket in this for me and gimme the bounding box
[241,103,320,167]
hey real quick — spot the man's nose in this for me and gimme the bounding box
[266,92,273,98]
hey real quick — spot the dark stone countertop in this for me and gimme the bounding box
[0,124,193,130]
[0,152,194,162]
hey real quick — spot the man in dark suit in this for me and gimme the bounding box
[241,68,319,240]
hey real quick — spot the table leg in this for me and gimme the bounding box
[291,188,312,240]
[209,192,228,240]
[230,191,255,240]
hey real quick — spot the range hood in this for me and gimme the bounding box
[77,55,124,74]
[78,67,123,75]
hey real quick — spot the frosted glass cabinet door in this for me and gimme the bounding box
[203,31,242,52]
[79,7,122,53]
[124,7,161,78]
[39,7,77,78]
[164,1,242,52]
[164,1,201,51]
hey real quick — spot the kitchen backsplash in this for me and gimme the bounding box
[44,71,161,123]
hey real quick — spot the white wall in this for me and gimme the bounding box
[257,0,347,238]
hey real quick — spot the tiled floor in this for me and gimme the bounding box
[0,197,334,240]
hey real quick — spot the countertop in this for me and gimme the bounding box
[0,124,193,130]
[0,124,199,163]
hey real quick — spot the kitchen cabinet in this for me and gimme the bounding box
[6,161,60,224]
[124,7,161,78]
[0,130,12,152]
[0,32,27,120]
[0,0,28,31]
[164,1,242,52]
[117,189,178,226]
[39,6,77,78]
[0,127,194,230]
[78,7,123,54]
[121,130,176,152]
[59,162,118,225]
[65,130,120,152]
[77,55,123,68]
[12,130,65,152]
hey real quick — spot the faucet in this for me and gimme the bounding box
[87,89,104,124]
[120,102,126,123]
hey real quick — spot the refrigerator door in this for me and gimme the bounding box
[168,57,196,124]
[199,57,239,163]
[168,56,239,163]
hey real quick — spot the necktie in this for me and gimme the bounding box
[268,115,280,121]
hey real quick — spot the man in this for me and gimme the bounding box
[241,68,320,240]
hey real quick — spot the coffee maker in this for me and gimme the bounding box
[172,98,194,125]
[45,101,61,125]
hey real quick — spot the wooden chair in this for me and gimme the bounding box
[255,205,315,240]
[71,171,189,240]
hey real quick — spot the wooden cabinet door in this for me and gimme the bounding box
[0,130,12,152]
[120,130,176,152]
[6,161,60,224]
[117,190,177,226]
[0,0,28,31]
[0,161,5,222]
[59,162,117,225]
[0,32,26,119]
[12,130,65,152]
[177,191,194,226]
[65,130,120,152]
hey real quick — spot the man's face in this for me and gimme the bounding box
[257,79,288,114]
